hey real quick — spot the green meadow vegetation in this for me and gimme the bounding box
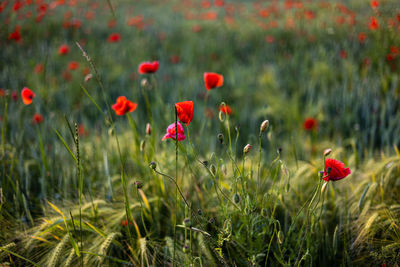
[1,0,400,266]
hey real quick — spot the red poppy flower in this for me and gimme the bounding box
[21,87,35,105]
[138,61,159,74]
[218,104,232,115]
[162,122,186,141]
[68,61,79,70]
[369,17,379,30]
[204,72,224,90]
[339,50,347,59]
[58,44,69,55]
[108,33,121,43]
[33,113,43,124]
[303,118,318,131]
[323,158,351,182]
[175,101,193,126]
[370,0,379,9]
[112,96,137,116]
[8,27,22,42]
[358,32,367,43]
[34,63,43,73]
[12,91,18,101]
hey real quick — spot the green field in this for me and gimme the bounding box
[1,0,400,266]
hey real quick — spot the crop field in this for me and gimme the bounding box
[1,0,400,266]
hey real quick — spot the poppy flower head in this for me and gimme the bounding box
[323,158,351,181]
[303,117,318,131]
[162,122,186,141]
[369,17,379,30]
[21,87,35,105]
[68,61,79,70]
[58,44,69,55]
[175,101,193,126]
[204,72,224,90]
[33,113,43,124]
[112,96,138,116]
[108,33,121,43]
[218,104,232,115]
[138,61,159,74]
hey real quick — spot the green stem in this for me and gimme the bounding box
[173,107,178,267]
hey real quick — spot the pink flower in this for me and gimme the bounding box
[162,122,186,141]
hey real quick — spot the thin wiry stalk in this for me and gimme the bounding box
[173,106,178,267]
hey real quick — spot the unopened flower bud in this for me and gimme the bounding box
[217,133,224,144]
[140,140,146,151]
[146,123,151,135]
[233,193,241,204]
[108,127,114,136]
[321,181,329,193]
[149,161,157,170]
[135,181,143,189]
[141,78,149,88]
[260,120,269,133]
[210,164,216,176]
[183,218,192,227]
[243,144,251,154]
[323,148,332,157]
[84,73,93,83]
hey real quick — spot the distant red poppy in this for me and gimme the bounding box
[204,72,224,90]
[218,104,232,115]
[138,61,159,74]
[339,50,347,59]
[21,87,35,105]
[162,122,186,141]
[370,0,379,9]
[68,61,79,70]
[108,33,121,43]
[8,27,21,42]
[369,17,379,30]
[34,63,43,73]
[12,91,18,101]
[33,113,43,124]
[358,32,367,43]
[303,118,318,131]
[175,101,193,126]
[58,44,69,55]
[323,158,351,182]
[112,96,137,116]
[169,55,180,64]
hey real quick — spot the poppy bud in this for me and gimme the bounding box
[321,181,329,193]
[140,140,145,151]
[135,181,143,189]
[243,144,251,154]
[277,231,284,244]
[233,193,241,204]
[108,127,114,136]
[149,161,157,170]
[210,164,216,176]
[141,78,149,88]
[217,133,224,144]
[260,120,269,133]
[84,73,92,83]
[323,148,332,157]
[183,218,192,227]
[146,123,151,135]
